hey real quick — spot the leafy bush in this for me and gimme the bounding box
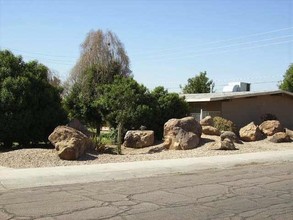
[213,116,237,133]
[0,50,67,148]
[99,79,189,141]
[99,129,117,145]
[260,113,278,122]
[149,86,190,139]
[91,136,105,153]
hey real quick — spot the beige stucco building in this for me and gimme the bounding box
[182,90,293,129]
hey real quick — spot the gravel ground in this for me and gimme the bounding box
[0,135,292,169]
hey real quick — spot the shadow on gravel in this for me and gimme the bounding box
[198,137,215,148]
[78,146,119,162]
[0,143,54,153]
[213,148,239,151]
[78,150,99,161]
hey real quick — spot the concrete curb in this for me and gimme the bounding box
[1,150,293,191]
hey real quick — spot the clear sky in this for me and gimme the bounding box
[1,0,292,92]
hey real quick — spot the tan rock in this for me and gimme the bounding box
[166,127,200,150]
[123,130,154,148]
[48,126,93,160]
[200,116,213,126]
[269,132,291,143]
[164,116,202,138]
[259,120,284,136]
[239,122,262,142]
[202,126,220,136]
[163,117,201,150]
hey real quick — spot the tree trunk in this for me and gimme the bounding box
[96,122,101,138]
[117,122,123,155]
[3,140,13,149]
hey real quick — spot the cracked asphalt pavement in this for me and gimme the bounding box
[0,162,292,220]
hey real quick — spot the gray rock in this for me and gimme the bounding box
[220,131,241,143]
[219,138,237,150]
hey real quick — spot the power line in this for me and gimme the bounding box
[130,26,293,55]
[7,48,78,59]
[1,47,77,66]
[20,54,76,64]
[3,26,293,60]
[11,37,292,65]
[136,34,293,59]
[137,39,293,62]
[37,60,74,66]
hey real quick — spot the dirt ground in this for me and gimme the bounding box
[0,135,292,169]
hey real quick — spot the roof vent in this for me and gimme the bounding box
[223,82,250,92]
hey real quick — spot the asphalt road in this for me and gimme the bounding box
[1,162,292,220]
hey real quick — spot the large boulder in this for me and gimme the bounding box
[202,126,220,136]
[123,130,154,148]
[164,116,202,138]
[239,122,262,142]
[259,120,284,136]
[163,117,201,150]
[165,127,200,150]
[200,116,213,126]
[219,138,237,150]
[220,131,241,143]
[48,126,93,160]
[269,132,291,143]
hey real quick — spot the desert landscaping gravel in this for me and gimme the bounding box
[0,135,292,169]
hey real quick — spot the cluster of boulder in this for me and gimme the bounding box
[199,116,239,150]
[48,116,293,161]
[119,117,293,152]
[200,116,220,136]
[198,116,292,145]
[239,120,292,143]
[123,117,202,150]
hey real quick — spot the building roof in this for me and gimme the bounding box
[181,90,293,102]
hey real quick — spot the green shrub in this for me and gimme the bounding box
[91,136,105,153]
[150,86,190,139]
[213,116,237,133]
[100,133,113,145]
[0,50,67,149]
[99,129,117,145]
